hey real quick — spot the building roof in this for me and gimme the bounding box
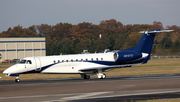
[0,37,45,43]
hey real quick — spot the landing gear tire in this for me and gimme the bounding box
[102,74,106,79]
[15,78,20,82]
[98,74,106,79]
[82,75,90,79]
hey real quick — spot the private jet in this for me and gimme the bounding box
[3,29,173,82]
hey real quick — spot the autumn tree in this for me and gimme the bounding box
[75,39,93,53]
[94,36,111,52]
[70,22,100,40]
[123,32,143,49]
[113,34,126,50]
[1,19,179,55]
[150,21,163,30]
[51,23,72,40]
[36,24,52,37]
[8,25,24,37]
[99,19,124,36]
[159,37,172,49]
[46,36,55,55]
[170,40,180,54]
[0,33,11,37]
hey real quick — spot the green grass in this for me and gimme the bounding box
[0,58,180,81]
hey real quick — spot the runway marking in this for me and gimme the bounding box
[81,88,180,100]
[0,91,112,100]
[1,88,180,101]
[46,88,180,102]
[60,91,111,101]
[0,93,79,100]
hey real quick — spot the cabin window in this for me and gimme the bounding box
[62,60,64,62]
[81,59,83,62]
[91,58,93,61]
[66,60,68,62]
[76,59,78,62]
[54,60,56,63]
[86,59,88,61]
[101,58,103,60]
[27,60,32,64]
[19,60,26,64]
[96,58,98,61]
[71,59,73,62]
[58,60,60,63]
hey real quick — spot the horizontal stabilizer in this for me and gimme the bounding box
[139,29,173,34]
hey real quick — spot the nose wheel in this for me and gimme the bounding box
[15,77,20,82]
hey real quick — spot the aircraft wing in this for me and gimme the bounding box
[78,63,142,72]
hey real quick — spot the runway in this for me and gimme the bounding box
[1,74,180,102]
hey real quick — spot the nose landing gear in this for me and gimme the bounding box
[15,77,20,82]
[6,74,20,82]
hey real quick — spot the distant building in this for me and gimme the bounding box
[0,37,46,62]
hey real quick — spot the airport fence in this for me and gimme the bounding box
[151,55,180,59]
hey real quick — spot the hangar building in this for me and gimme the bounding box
[0,37,46,62]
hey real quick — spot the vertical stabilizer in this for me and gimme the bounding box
[132,31,156,54]
[128,29,173,63]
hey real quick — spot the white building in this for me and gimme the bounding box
[0,37,46,62]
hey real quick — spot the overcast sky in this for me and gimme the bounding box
[0,0,180,32]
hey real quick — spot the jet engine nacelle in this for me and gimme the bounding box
[114,50,142,62]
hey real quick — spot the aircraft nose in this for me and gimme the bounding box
[3,64,27,74]
[3,65,17,74]
[3,68,12,74]
[3,70,7,74]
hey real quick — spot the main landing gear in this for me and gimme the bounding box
[81,69,107,80]
[98,73,106,79]
[97,69,106,79]
[81,74,90,79]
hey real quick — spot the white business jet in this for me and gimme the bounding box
[3,29,173,82]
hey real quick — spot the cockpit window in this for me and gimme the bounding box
[19,60,26,64]
[27,60,32,64]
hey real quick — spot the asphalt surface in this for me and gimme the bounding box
[0,74,180,102]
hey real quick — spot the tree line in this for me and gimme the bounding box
[1,19,180,55]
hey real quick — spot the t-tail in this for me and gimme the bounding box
[114,29,173,64]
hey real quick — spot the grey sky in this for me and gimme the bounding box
[0,0,180,32]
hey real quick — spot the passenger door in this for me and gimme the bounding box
[34,57,41,71]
